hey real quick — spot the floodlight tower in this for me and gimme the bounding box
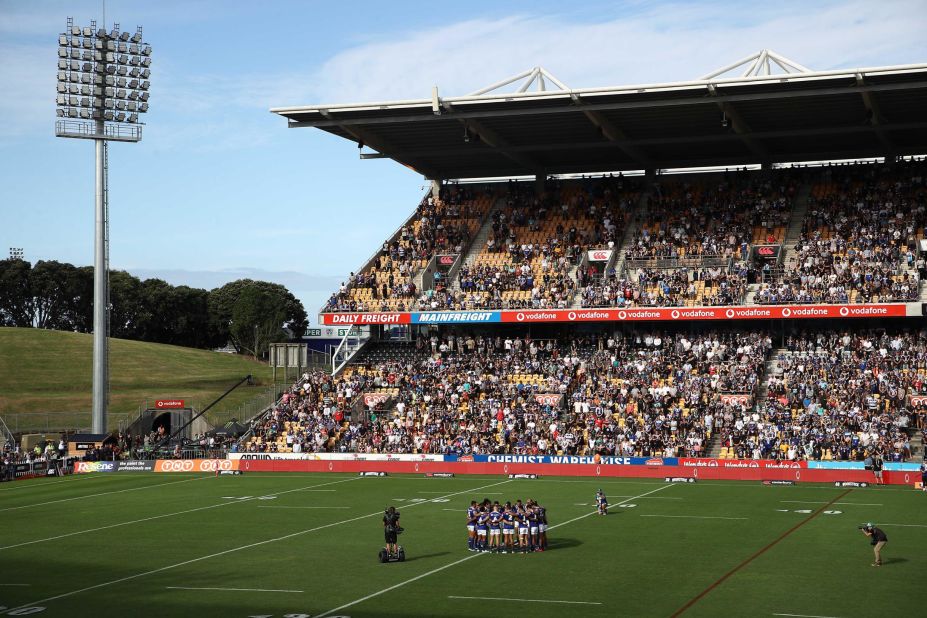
[55,17,152,434]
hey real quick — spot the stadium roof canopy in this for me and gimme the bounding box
[271,52,927,180]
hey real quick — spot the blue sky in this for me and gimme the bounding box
[1,0,926,324]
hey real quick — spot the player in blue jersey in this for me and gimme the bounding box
[501,505,516,553]
[488,505,503,552]
[526,502,540,551]
[536,503,548,551]
[596,489,608,515]
[467,500,479,551]
[515,504,530,553]
[476,507,490,551]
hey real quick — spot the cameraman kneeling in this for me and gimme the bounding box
[860,523,888,567]
[383,506,401,554]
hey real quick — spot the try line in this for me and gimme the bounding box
[449,595,601,605]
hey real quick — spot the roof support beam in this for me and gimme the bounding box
[443,101,543,174]
[708,84,768,159]
[571,93,652,168]
[315,110,441,178]
[856,73,895,154]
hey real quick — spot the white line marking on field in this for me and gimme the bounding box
[640,515,748,520]
[314,484,673,618]
[166,586,303,593]
[0,477,359,551]
[0,583,30,586]
[419,491,502,494]
[442,508,460,512]
[780,501,882,506]
[257,506,350,510]
[878,523,927,528]
[448,595,601,605]
[3,479,514,614]
[0,477,202,512]
[773,613,843,618]
[0,473,112,492]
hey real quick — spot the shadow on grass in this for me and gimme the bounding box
[403,551,451,562]
[880,557,908,565]
[545,537,583,551]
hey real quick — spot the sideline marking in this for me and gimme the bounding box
[257,506,350,510]
[0,583,30,586]
[449,595,601,605]
[166,586,303,593]
[0,477,359,551]
[878,522,927,528]
[640,515,747,520]
[669,489,853,617]
[780,501,881,506]
[0,477,202,512]
[0,473,112,492]
[314,484,674,618]
[3,479,514,614]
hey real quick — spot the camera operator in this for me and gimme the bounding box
[383,506,401,555]
[860,523,888,567]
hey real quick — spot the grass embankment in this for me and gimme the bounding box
[0,327,274,430]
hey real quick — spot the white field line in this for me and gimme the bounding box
[0,477,203,513]
[314,484,674,618]
[773,613,843,618]
[257,506,350,510]
[418,491,503,494]
[0,473,114,492]
[780,500,882,506]
[0,583,30,586]
[449,595,601,605]
[4,478,514,614]
[640,514,748,520]
[0,477,360,551]
[166,586,303,593]
[878,523,927,528]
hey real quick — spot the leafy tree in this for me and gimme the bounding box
[0,259,33,327]
[211,279,307,359]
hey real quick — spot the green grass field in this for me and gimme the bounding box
[0,327,273,428]
[1,472,924,618]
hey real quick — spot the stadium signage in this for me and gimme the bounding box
[665,477,696,483]
[425,472,455,477]
[680,458,805,469]
[74,461,117,473]
[320,303,907,325]
[228,452,445,462]
[155,399,184,409]
[719,393,752,406]
[909,395,927,407]
[476,454,679,466]
[508,473,539,479]
[533,393,563,407]
[362,392,392,408]
[154,459,237,473]
[587,249,613,262]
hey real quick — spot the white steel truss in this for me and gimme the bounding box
[468,66,570,96]
[700,49,811,80]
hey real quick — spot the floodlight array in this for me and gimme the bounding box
[55,18,151,126]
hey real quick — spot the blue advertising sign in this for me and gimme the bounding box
[411,311,501,324]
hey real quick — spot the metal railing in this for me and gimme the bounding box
[624,255,733,270]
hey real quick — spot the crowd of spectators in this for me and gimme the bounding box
[579,265,751,308]
[717,330,926,461]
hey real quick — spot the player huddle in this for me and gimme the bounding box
[467,498,548,553]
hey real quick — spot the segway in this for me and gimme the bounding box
[378,527,405,563]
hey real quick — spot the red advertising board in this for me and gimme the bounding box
[320,312,410,325]
[155,399,185,409]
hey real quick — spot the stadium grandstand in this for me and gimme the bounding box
[230,52,927,467]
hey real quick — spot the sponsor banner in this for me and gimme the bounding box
[436,254,457,272]
[909,395,927,407]
[154,459,238,473]
[320,304,909,325]
[680,458,806,470]
[719,393,752,406]
[665,477,696,483]
[320,312,410,325]
[533,393,563,407]
[218,470,243,476]
[762,480,795,485]
[359,471,387,477]
[412,311,500,324]
[508,473,538,479]
[425,472,455,478]
[884,462,923,472]
[475,454,678,466]
[806,461,865,470]
[587,249,613,262]
[116,460,155,472]
[229,452,445,462]
[834,481,869,487]
[362,392,392,408]
[74,461,118,473]
[753,244,781,263]
[155,399,184,409]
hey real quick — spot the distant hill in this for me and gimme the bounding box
[0,327,274,431]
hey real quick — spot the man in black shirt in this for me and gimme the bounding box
[860,523,888,566]
[383,506,401,555]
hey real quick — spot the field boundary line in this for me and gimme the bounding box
[877,522,927,528]
[0,477,360,551]
[772,613,843,618]
[3,478,513,613]
[0,476,204,513]
[448,595,601,605]
[669,488,853,617]
[0,473,114,493]
[314,483,674,618]
[640,515,747,520]
[166,586,303,593]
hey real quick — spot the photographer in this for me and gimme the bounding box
[383,506,401,555]
[860,523,888,567]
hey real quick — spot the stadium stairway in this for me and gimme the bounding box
[449,196,506,292]
[908,429,924,459]
[780,181,813,271]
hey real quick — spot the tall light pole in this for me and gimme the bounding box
[55,17,152,434]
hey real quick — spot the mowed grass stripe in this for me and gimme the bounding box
[3,478,514,614]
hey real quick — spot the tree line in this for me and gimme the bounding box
[0,259,307,358]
